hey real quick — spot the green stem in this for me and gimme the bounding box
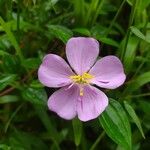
[5,103,24,132]
[17,0,20,42]
[121,0,139,60]
[127,93,150,98]
[121,30,130,61]
[91,0,105,26]
[105,0,126,36]
[84,0,99,26]
[89,131,105,150]
[73,0,85,26]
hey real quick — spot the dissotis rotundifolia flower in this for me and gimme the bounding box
[38,37,126,121]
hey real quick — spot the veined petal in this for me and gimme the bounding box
[48,85,79,120]
[38,54,75,88]
[66,37,99,75]
[77,85,108,122]
[89,56,126,89]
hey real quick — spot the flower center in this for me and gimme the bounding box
[70,73,94,84]
[70,73,94,96]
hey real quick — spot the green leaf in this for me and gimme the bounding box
[123,35,139,73]
[9,130,48,150]
[91,25,119,37]
[130,26,145,39]
[99,99,131,150]
[72,118,82,146]
[130,26,150,43]
[0,74,17,91]
[138,101,150,115]
[30,80,44,88]
[22,58,41,69]
[22,87,47,105]
[124,101,145,138]
[0,95,19,104]
[135,56,150,63]
[34,105,61,149]
[0,50,9,56]
[0,20,33,32]
[126,0,132,6]
[126,0,150,8]
[2,54,21,73]
[0,144,11,150]
[97,37,119,47]
[32,0,36,5]
[73,28,91,36]
[0,17,23,59]
[47,25,73,43]
[137,0,150,12]
[125,71,150,92]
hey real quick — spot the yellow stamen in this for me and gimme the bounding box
[70,73,94,96]
[70,72,94,84]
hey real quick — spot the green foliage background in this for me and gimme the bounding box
[0,0,150,149]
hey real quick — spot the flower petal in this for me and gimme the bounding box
[38,54,75,88]
[66,37,99,75]
[48,85,79,120]
[89,56,126,89]
[77,85,108,122]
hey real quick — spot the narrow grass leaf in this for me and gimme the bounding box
[9,130,49,150]
[22,58,41,69]
[97,37,119,47]
[0,74,17,91]
[130,26,150,43]
[123,35,139,73]
[0,17,23,59]
[124,101,145,138]
[22,87,47,105]
[5,104,24,132]
[35,105,61,150]
[130,26,145,39]
[2,54,21,73]
[47,25,73,43]
[125,71,150,92]
[0,144,11,150]
[0,50,9,56]
[73,28,91,36]
[0,95,19,104]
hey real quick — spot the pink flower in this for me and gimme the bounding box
[38,37,126,121]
